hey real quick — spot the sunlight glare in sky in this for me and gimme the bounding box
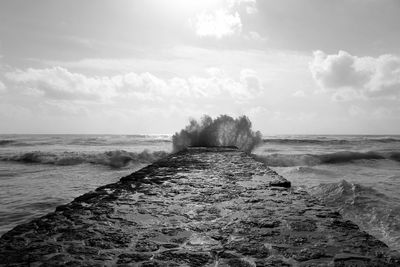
[154,0,223,16]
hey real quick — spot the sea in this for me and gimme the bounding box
[1,134,400,252]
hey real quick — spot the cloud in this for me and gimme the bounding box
[348,105,366,117]
[239,69,262,95]
[5,66,262,103]
[368,54,400,98]
[186,68,261,99]
[228,0,258,14]
[310,50,370,89]
[192,9,242,38]
[190,0,258,39]
[292,90,305,97]
[310,50,400,100]
[244,31,267,42]
[5,67,114,101]
[0,80,6,93]
[372,107,392,119]
[331,88,362,102]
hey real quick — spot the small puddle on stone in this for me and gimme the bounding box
[236,175,269,189]
[150,229,192,244]
[128,213,160,226]
[186,233,221,251]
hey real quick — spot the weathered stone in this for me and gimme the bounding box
[135,240,159,252]
[0,147,399,266]
[66,244,99,255]
[155,250,212,266]
[269,177,291,188]
[221,258,254,267]
[117,252,152,263]
[288,219,318,232]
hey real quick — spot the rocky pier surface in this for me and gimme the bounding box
[1,147,399,266]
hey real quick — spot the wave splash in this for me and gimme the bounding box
[309,180,400,251]
[254,151,400,167]
[262,137,400,145]
[172,115,262,153]
[0,150,169,168]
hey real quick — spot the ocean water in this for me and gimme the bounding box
[1,134,400,251]
[253,135,400,251]
[0,134,171,235]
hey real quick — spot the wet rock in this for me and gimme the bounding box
[221,258,254,267]
[0,147,398,266]
[155,250,212,266]
[255,255,292,267]
[241,218,281,228]
[333,253,372,266]
[135,240,159,252]
[117,252,152,263]
[160,243,180,249]
[43,253,72,265]
[227,241,270,258]
[139,261,159,267]
[288,219,317,232]
[66,244,99,255]
[293,247,325,261]
[269,177,291,188]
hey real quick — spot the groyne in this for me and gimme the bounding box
[0,147,399,266]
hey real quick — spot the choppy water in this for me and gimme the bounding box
[253,135,400,251]
[0,134,171,235]
[1,134,400,251]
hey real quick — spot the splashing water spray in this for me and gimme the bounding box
[172,115,262,153]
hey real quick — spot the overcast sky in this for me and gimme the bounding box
[1,0,400,134]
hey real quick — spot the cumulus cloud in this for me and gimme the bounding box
[191,0,258,39]
[5,67,113,101]
[310,50,370,89]
[368,54,400,98]
[310,50,400,100]
[5,66,262,102]
[192,9,242,38]
[239,69,262,95]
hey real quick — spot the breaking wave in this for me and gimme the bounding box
[0,140,16,146]
[172,115,262,153]
[309,180,400,251]
[0,150,169,168]
[253,151,400,167]
[263,138,350,145]
[262,137,400,145]
[0,140,32,146]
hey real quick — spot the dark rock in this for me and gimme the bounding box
[155,250,212,266]
[288,219,317,232]
[269,177,291,188]
[66,244,99,255]
[140,260,163,267]
[117,252,152,263]
[222,258,254,267]
[135,240,159,252]
[161,243,180,249]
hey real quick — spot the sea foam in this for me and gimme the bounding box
[0,150,169,168]
[253,150,400,167]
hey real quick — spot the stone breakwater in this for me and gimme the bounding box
[0,147,399,266]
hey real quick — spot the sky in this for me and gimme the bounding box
[0,0,400,134]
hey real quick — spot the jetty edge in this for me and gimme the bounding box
[0,147,399,266]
